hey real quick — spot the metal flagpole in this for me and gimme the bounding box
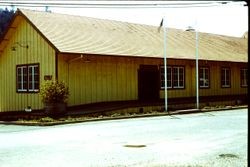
[158,17,168,113]
[163,18,168,113]
[195,26,199,109]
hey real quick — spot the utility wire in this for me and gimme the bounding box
[0,4,224,9]
[0,1,244,9]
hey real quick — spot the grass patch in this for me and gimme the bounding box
[219,153,239,159]
[124,144,146,148]
[14,108,164,125]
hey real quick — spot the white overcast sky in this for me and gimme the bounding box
[1,1,248,37]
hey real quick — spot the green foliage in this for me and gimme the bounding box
[39,117,55,122]
[39,80,69,103]
[0,8,15,37]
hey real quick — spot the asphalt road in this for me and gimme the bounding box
[0,109,247,167]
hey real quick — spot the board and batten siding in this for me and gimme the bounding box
[58,54,139,106]
[58,55,195,106]
[0,16,56,112]
[198,61,247,97]
[58,54,247,107]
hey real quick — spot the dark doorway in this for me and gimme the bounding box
[138,65,160,101]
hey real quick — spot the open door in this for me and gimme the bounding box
[138,65,160,101]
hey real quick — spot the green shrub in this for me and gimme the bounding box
[40,117,54,122]
[39,80,69,103]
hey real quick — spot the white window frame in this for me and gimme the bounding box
[167,67,172,88]
[240,68,248,87]
[160,66,172,89]
[172,66,184,89]
[161,66,185,89]
[199,67,209,88]
[17,66,28,92]
[17,64,39,93]
[221,68,231,88]
[28,65,39,92]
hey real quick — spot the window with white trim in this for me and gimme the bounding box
[17,64,39,92]
[160,66,172,89]
[173,67,184,88]
[199,67,209,88]
[160,66,184,89]
[221,68,230,88]
[17,66,28,92]
[240,68,248,87]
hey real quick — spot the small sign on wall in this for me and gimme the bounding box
[44,75,52,80]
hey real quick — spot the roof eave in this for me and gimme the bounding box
[59,51,248,63]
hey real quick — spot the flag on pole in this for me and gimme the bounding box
[158,18,164,32]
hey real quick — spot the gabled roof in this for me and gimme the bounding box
[0,8,248,62]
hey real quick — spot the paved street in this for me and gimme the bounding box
[0,109,247,167]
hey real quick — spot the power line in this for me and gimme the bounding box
[0,1,245,9]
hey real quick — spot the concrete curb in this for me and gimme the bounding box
[0,105,247,126]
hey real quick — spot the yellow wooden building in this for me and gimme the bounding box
[0,9,248,112]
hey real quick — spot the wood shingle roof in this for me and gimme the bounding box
[1,8,248,62]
